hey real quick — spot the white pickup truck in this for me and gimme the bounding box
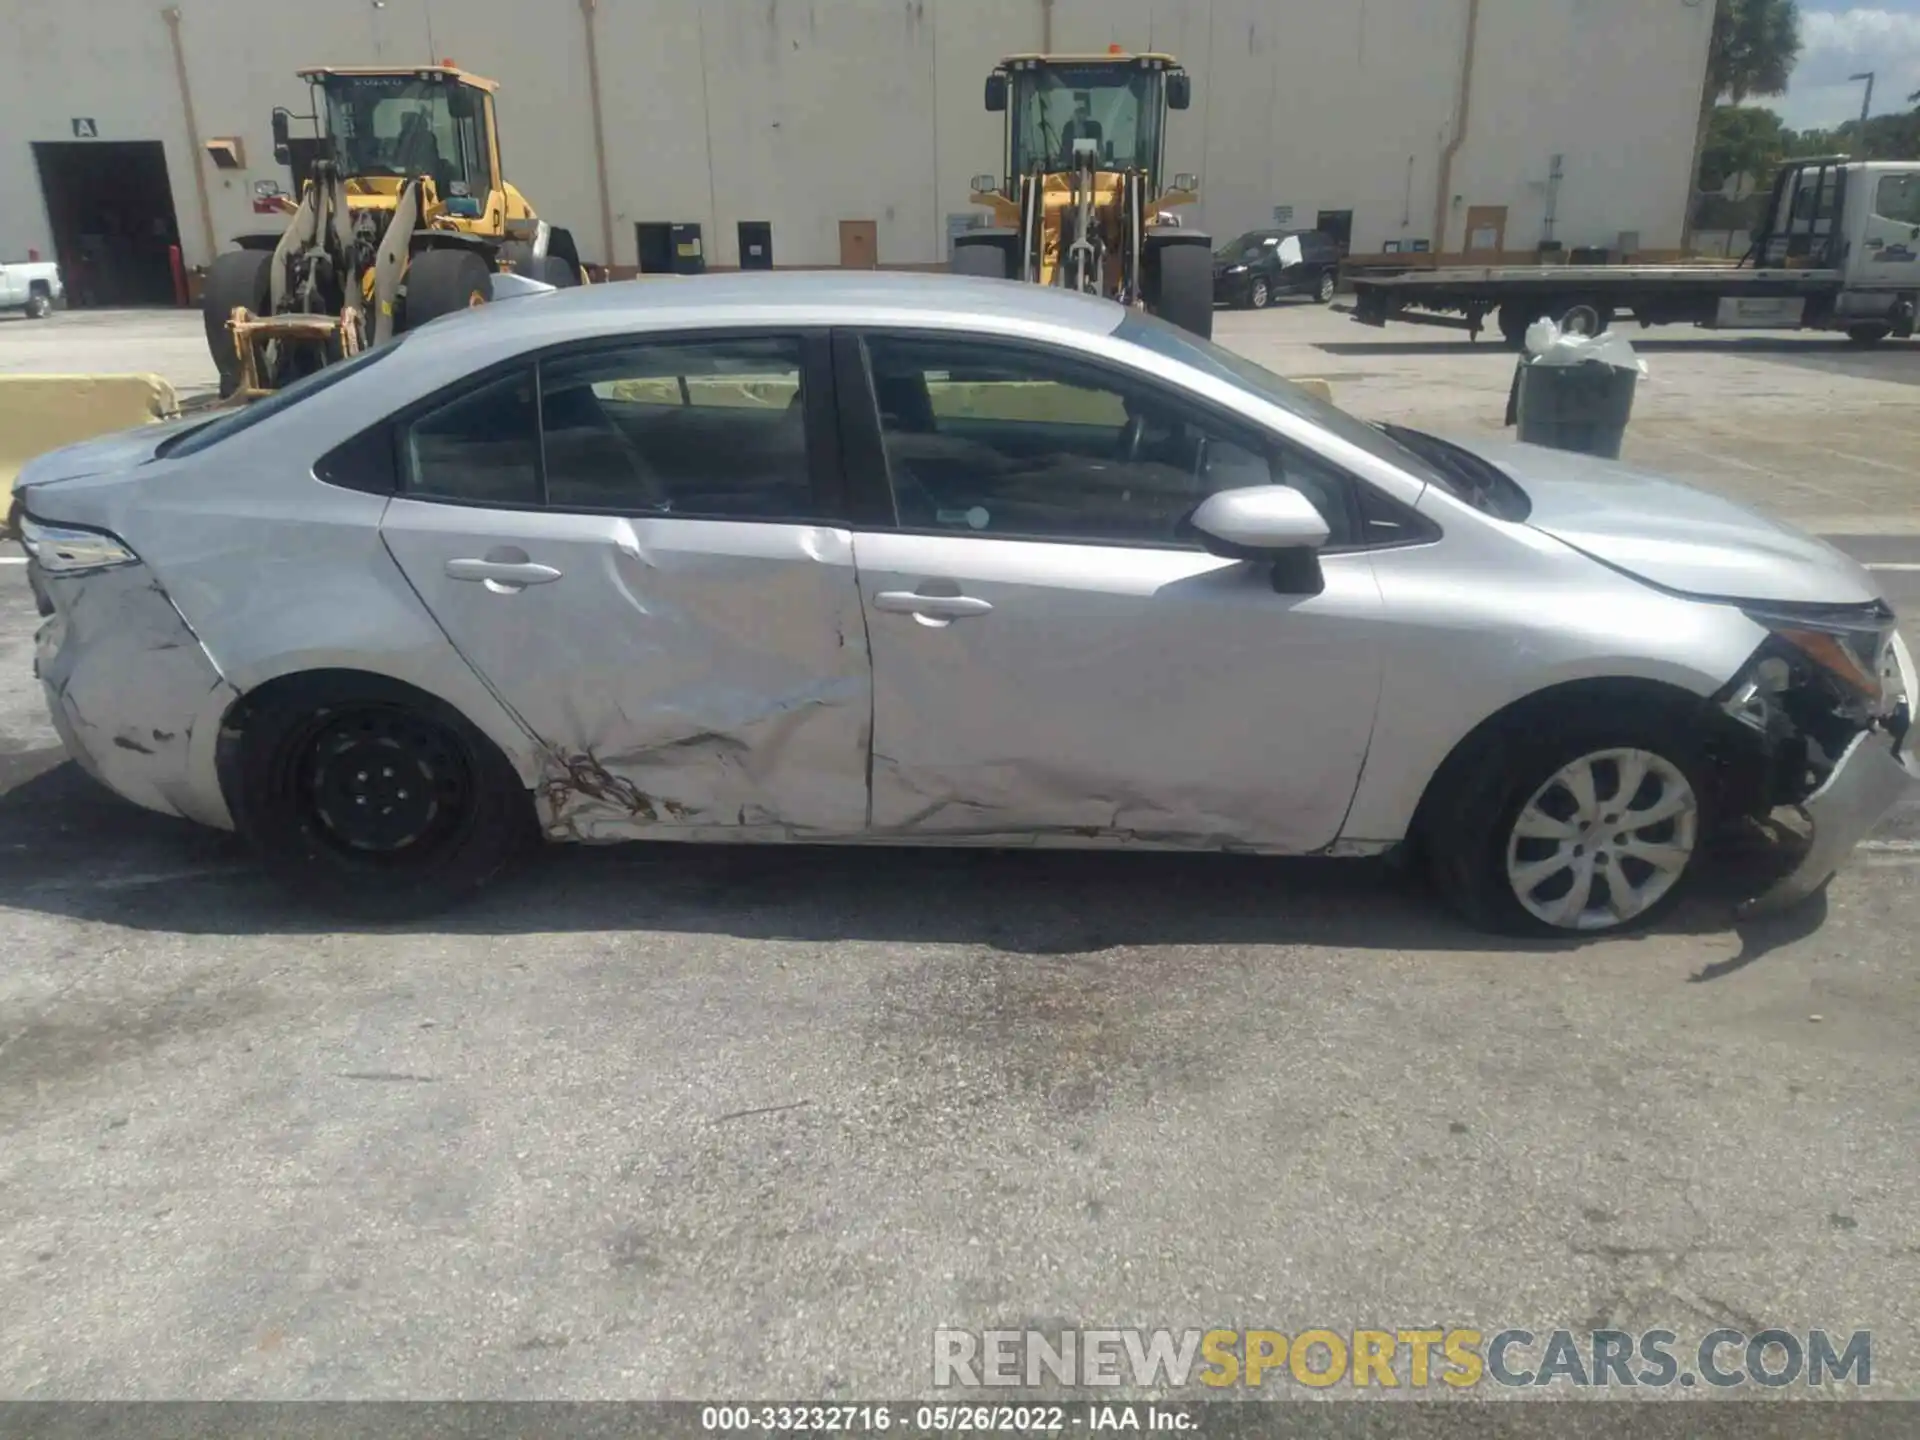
[0,257,63,319]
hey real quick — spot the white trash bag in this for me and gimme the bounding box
[1523,317,1648,376]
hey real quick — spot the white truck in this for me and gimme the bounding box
[0,257,63,319]
[1349,158,1920,348]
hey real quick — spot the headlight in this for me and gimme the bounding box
[1742,603,1895,706]
[1228,264,1248,274]
[19,515,140,575]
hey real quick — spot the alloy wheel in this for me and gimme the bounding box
[1504,747,1698,931]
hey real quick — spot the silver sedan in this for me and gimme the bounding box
[17,273,1917,934]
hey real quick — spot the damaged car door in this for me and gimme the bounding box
[843,330,1386,850]
[380,332,873,840]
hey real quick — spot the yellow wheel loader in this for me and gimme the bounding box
[201,65,586,396]
[953,49,1213,339]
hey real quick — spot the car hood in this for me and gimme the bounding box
[1452,436,1881,606]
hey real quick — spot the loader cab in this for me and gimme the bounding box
[301,65,502,219]
[985,52,1189,195]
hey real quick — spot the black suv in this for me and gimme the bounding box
[1212,229,1342,309]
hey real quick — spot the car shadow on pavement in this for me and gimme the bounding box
[0,753,1813,956]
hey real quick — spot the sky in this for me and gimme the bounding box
[1774,3,1920,128]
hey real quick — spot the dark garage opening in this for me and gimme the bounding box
[32,140,183,307]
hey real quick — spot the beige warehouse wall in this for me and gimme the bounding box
[0,0,1712,274]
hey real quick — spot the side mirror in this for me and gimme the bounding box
[1166,72,1192,110]
[447,86,476,120]
[271,108,292,166]
[1171,171,1199,195]
[984,73,1008,112]
[970,173,999,195]
[1187,485,1330,594]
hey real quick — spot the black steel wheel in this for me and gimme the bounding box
[233,679,532,918]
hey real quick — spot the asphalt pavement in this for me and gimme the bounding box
[2,313,1919,1402]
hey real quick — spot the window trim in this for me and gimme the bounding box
[835,325,1435,555]
[368,325,845,525]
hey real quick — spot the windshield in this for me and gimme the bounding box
[1215,231,1274,259]
[1010,63,1163,178]
[322,75,491,194]
[1114,310,1450,490]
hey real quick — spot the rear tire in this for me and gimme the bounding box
[1498,303,1535,349]
[23,291,51,320]
[1153,243,1213,340]
[951,243,1010,279]
[1418,692,1712,937]
[232,677,533,920]
[202,248,273,397]
[1315,269,1336,304]
[1846,323,1891,346]
[403,248,495,329]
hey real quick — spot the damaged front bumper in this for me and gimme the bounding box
[1729,625,1920,917]
[34,559,238,829]
[1741,727,1920,916]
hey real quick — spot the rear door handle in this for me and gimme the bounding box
[873,591,993,618]
[445,558,563,587]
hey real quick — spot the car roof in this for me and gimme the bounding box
[412,270,1129,356]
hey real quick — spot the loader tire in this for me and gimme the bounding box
[522,254,579,288]
[202,249,273,398]
[404,249,494,329]
[1153,244,1213,341]
[951,243,1009,279]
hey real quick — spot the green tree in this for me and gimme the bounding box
[1684,0,1803,248]
[1698,104,1792,191]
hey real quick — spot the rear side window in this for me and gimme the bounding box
[539,337,811,518]
[405,368,542,506]
[159,338,403,459]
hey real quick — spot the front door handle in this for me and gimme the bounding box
[445,558,563,589]
[873,591,993,619]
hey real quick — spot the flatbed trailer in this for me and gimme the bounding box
[1348,157,1920,348]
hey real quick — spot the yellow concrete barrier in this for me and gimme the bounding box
[3,374,179,533]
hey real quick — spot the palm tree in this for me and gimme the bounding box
[1683,0,1803,250]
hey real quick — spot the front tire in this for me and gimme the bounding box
[1421,696,1711,936]
[1249,276,1271,310]
[232,679,532,919]
[1846,323,1891,346]
[1315,269,1336,304]
[202,248,273,396]
[403,248,495,329]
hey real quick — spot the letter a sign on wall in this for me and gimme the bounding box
[71,118,99,138]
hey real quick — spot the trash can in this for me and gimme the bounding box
[1502,320,1645,460]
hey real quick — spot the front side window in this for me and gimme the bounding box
[1873,173,1920,228]
[540,337,811,518]
[862,333,1354,547]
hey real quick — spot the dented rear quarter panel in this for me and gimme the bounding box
[34,563,238,828]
